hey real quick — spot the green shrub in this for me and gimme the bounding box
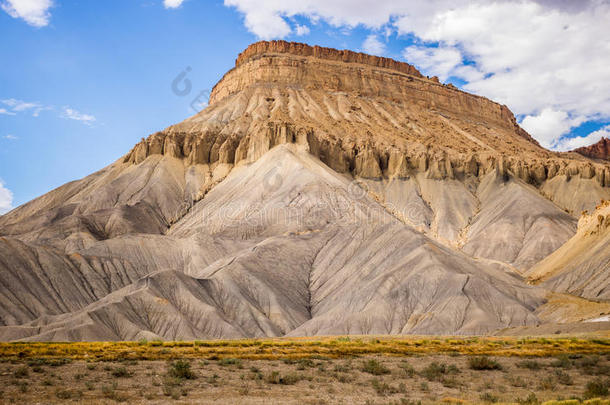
[110,366,133,378]
[362,359,390,375]
[265,371,301,385]
[13,366,29,378]
[55,389,82,400]
[554,370,573,385]
[584,378,609,399]
[469,356,502,370]
[420,362,459,381]
[371,378,397,396]
[517,360,542,370]
[551,355,572,369]
[398,361,416,377]
[219,358,242,368]
[167,360,196,380]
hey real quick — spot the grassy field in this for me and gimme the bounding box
[1,336,610,362]
[1,337,609,404]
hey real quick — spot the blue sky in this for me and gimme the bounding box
[1,0,610,213]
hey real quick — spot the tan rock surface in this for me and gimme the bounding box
[0,41,609,340]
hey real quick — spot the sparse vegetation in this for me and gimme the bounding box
[469,356,502,370]
[55,388,82,400]
[0,337,607,362]
[167,360,196,380]
[362,359,390,375]
[110,366,133,378]
[420,362,459,381]
[515,393,539,405]
[265,370,302,385]
[584,378,609,399]
[1,338,610,403]
[480,392,500,403]
[517,359,543,370]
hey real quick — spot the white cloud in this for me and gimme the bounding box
[555,125,610,152]
[295,24,310,36]
[1,0,52,27]
[3,134,18,140]
[163,0,184,9]
[1,98,49,116]
[61,107,96,125]
[402,45,462,81]
[0,179,13,215]
[520,108,585,149]
[362,34,385,56]
[223,0,610,150]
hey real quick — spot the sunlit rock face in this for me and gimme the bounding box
[0,41,609,341]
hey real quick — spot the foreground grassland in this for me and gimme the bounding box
[0,337,609,404]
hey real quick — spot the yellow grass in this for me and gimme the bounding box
[1,336,609,362]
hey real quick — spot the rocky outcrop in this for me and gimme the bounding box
[234,40,424,77]
[574,137,610,161]
[123,124,610,191]
[2,41,610,341]
[527,200,610,299]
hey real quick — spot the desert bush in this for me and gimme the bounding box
[441,375,462,388]
[333,362,352,372]
[219,358,243,368]
[517,360,542,370]
[579,356,600,368]
[480,392,500,403]
[584,378,609,399]
[265,371,301,385]
[398,361,416,377]
[371,378,399,396]
[537,376,556,390]
[102,382,127,402]
[469,356,502,370]
[420,362,459,381]
[362,359,390,375]
[514,393,539,405]
[13,366,29,378]
[506,375,529,388]
[110,366,133,378]
[167,360,196,380]
[551,355,572,369]
[55,389,82,400]
[554,370,573,385]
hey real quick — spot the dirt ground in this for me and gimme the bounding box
[1,353,609,404]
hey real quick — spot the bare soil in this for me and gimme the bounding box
[1,353,609,404]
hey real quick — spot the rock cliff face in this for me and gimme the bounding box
[527,200,610,299]
[126,41,610,210]
[574,137,610,161]
[0,41,609,341]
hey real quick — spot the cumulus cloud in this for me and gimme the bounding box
[520,108,585,149]
[0,179,13,215]
[554,125,610,152]
[362,34,385,56]
[61,107,96,125]
[295,24,310,36]
[223,0,610,150]
[1,0,53,27]
[402,45,462,81]
[163,0,184,9]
